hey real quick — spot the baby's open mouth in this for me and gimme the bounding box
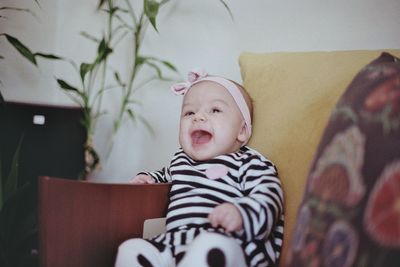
[191,130,212,145]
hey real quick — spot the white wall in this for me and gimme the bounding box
[1,0,400,182]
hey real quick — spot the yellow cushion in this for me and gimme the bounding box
[239,50,400,264]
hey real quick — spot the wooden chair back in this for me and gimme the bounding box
[38,176,170,267]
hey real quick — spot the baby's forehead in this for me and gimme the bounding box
[185,81,233,97]
[183,86,234,105]
[182,97,229,108]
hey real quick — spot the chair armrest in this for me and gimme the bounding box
[38,176,171,267]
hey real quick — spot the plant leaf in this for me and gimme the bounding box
[80,31,100,43]
[109,6,119,16]
[143,56,178,73]
[144,0,160,31]
[0,90,4,105]
[94,38,113,65]
[34,52,63,60]
[145,61,162,78]
[80,63,93,82]
[97,0,107,10]
[3,136,23,203]
[4,34,37,65]
[127,108,135,119]
[160,60,178,72]
[113,7,129,14]
[56,79,83,98]
[114,72,125,87]
[218,0,234,20]
[0,6,38,19]
[136,56,146,67]
[97,38,113,57]
[56,79,88,107]
[98,38,107,54]
[144,58,177,73]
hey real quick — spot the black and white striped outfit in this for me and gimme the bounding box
[142,146,284,267]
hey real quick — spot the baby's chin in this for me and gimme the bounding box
[182,145,238,162]
[179,144,215,161]
[184,149,215,162]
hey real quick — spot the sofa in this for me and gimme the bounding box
[39,49,400,267]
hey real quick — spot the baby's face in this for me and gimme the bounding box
[179,81,247,161]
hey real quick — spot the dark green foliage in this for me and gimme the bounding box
[0,138,37,267]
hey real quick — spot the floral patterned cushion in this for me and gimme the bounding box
[285,52,400,267]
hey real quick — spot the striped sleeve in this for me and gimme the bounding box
[233,154,283,242]
[137,166,172,183]
[136,150,182,183]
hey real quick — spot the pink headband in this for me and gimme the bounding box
[171,70,252,144]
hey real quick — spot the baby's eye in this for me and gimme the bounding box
[212,108,221,113]
[184,111,195,117]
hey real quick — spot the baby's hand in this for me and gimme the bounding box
[208,203,243,232]
[130,174,155,184]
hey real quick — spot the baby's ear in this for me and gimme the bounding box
[237,123,249,143]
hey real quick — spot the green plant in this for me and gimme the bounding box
[55,0,232,178]
[0,138,22,212]
[1,0,232,179]
[0,137,37,267]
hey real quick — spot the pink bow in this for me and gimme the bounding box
[171,69,208,95]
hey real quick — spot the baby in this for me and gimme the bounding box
[115,70,284,267]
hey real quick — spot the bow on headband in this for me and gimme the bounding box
[171,69,208,95]
[171,70,253,144]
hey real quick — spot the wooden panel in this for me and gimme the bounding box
[38,176,170,267]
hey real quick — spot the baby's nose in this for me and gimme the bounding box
[193,111,206,122]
